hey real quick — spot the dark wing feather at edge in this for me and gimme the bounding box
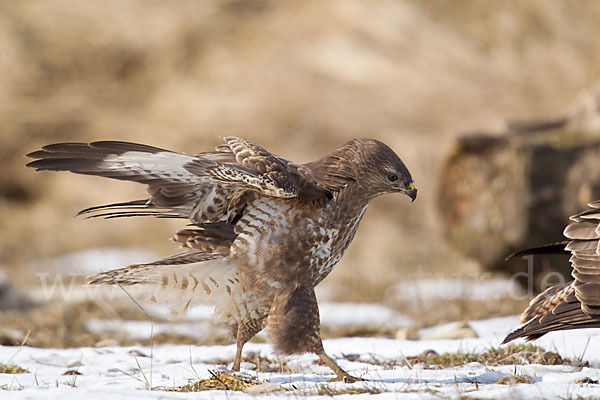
[503,202,600,343]
[26,141,206,219]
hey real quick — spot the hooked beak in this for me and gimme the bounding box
[393,181,417,202]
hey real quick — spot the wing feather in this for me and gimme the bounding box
[504,202,600,343]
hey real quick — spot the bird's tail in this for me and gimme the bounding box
[87,258,262,320]
[501,282,600,343]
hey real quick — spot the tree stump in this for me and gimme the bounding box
[438,123,600,289]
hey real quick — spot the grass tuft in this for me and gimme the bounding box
[165,371,261,392]
[0,364,28,374]
[406,344,577,368]
[496,375,534,385]
[210,351,296,374]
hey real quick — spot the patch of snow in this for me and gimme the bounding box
[30,247,158,275]
[392,278,524,301]
[319,303,413,328]
[418,315,520,340]
[85,319,227,340]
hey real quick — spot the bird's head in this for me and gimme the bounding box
[351,139,417,201]
[381,167,417,201]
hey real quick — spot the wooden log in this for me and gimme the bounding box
[438,126,600,288]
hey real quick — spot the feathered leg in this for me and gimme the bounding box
[267,285,361,382]
[231,317,265,372]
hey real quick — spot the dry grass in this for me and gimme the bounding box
[406,344,578,368]
[496,375,534,385]
[0,302,101,348]
[164,371,261,392]
[209,351,296,374]
[316,385,384,396]
[321,325,398,339]
[392,297,531,332]
[337,344,575,371]
[0,364,28,374]
[0,300,229,348]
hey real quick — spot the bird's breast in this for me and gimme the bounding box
[231,197,369,287]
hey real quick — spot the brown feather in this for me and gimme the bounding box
[267,286,324,355]
[504,201,600,344]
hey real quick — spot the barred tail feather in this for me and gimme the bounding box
[87,259,266,323]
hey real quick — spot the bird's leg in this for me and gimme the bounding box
[232,338,244,372]
[268,286,364,383]
[317,351,363,383]
[231,317,264,372]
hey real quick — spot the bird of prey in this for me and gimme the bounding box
[503,200,600,344]
[26,137,416,382]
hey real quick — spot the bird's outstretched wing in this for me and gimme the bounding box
[503,201,600,343]
[26,138,331,220]
[27,141,222,222]
[26,138,333,268]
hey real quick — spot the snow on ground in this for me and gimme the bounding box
[391,278,524,302]
[319,303,413,328]
[2,311,600,399]
[11,251,600,398]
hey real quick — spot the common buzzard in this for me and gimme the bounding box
[27,137,416,382]
[503,200,600,343]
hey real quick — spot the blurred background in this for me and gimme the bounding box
[2,0,600,347]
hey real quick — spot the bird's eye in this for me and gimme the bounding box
[387,173,398,182]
